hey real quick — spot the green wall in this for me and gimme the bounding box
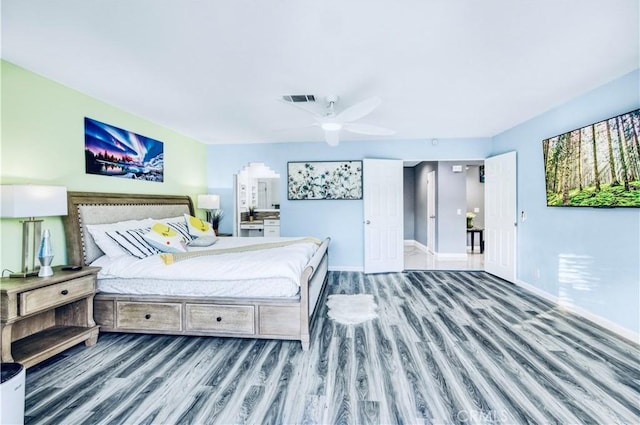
[0,61,207,272]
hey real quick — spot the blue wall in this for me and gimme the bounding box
[206,70,638,334]
[492,69,640,334]
[207,138,491,269]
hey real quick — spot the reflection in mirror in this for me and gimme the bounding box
[235,162,281,237]
[236,162,280,212]
[257,178,280,210]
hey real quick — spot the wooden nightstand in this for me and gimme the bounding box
[1,266,100,368]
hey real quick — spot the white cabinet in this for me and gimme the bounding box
[239,219,279,237]
[239,223,263,237]
[263,219,280,237]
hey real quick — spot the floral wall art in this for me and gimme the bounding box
[288,160,362,200]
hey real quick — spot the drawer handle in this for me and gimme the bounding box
[61,289,69,295]
[216,317,222,322]
[145,314,151,320]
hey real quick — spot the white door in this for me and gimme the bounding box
[363,158,404,273]
[427,170,436,254]
[484,151,517,282]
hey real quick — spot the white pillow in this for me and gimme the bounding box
[187,235,218,247]
[143,222,188,253]
[85,218,155,258]
[184,214,216,238]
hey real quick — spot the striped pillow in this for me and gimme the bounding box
[106,227,159,259]
[163,219,192,242]
[86,218,156,258]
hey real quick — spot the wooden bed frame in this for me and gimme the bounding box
[63,191,330,350]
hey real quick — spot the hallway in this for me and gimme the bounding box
[404,244,484,271]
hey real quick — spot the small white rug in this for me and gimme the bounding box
[326,294,378,325]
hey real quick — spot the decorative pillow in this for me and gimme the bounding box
[106,227,160,259]
[160,217,192,242]
[187,235,218,247]
[143,223,188,253]
[184,214,216,238]
[86,218,155,258]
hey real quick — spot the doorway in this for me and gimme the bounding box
[403,160,486,271]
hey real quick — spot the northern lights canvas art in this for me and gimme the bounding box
[84,117,164,182]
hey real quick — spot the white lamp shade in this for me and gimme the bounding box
[197,194,220,210]
[1,185,68,218]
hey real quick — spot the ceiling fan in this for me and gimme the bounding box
[283,95,395,146]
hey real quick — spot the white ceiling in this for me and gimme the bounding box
[2,0,638,145]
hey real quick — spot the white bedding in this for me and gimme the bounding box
[91,237,319,298]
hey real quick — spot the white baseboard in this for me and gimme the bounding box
[405,240,466,259]
[515,279,639,344]
[404,239,430,254]
[328,266,364,272]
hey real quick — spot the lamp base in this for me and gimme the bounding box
[38,266,54,277]
[9,270,39,278]
[11,218,44,278]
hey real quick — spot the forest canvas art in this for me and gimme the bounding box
[84,117,164,182]
[542,109,640,207]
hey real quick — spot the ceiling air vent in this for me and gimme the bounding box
[282,94,316,103]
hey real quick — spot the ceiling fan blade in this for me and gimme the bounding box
[343,122,396,136]
[324,129,340,146]
[335,96,382,122]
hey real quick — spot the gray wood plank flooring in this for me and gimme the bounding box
[24,271,640,424]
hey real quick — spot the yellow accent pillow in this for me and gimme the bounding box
[143,223,187,253]
[184,214,216,237]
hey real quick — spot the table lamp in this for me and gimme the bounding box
[1,185,68,278]
[197,194,220,223]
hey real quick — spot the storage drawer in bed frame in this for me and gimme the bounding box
[186,304,254,334]
[94,295,303,339]
[117,302,182,332]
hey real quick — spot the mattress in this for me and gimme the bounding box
[91,236,319,298]
[95,276,300,298]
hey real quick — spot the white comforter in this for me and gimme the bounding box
[92,237,319,287]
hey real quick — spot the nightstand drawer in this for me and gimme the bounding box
[19,275,95,316]
[186,304,254,334]
[117,302,182,331]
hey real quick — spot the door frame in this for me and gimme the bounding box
[401,157,516,274]
[426,170,436,254]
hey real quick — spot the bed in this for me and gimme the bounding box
[62,191,330,350]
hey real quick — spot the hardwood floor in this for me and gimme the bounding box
[24,271,639,424]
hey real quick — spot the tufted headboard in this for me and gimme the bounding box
[63,192,194,266]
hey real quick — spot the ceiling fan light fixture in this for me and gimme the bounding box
[281,95,393,146]
[321,122,342,131]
